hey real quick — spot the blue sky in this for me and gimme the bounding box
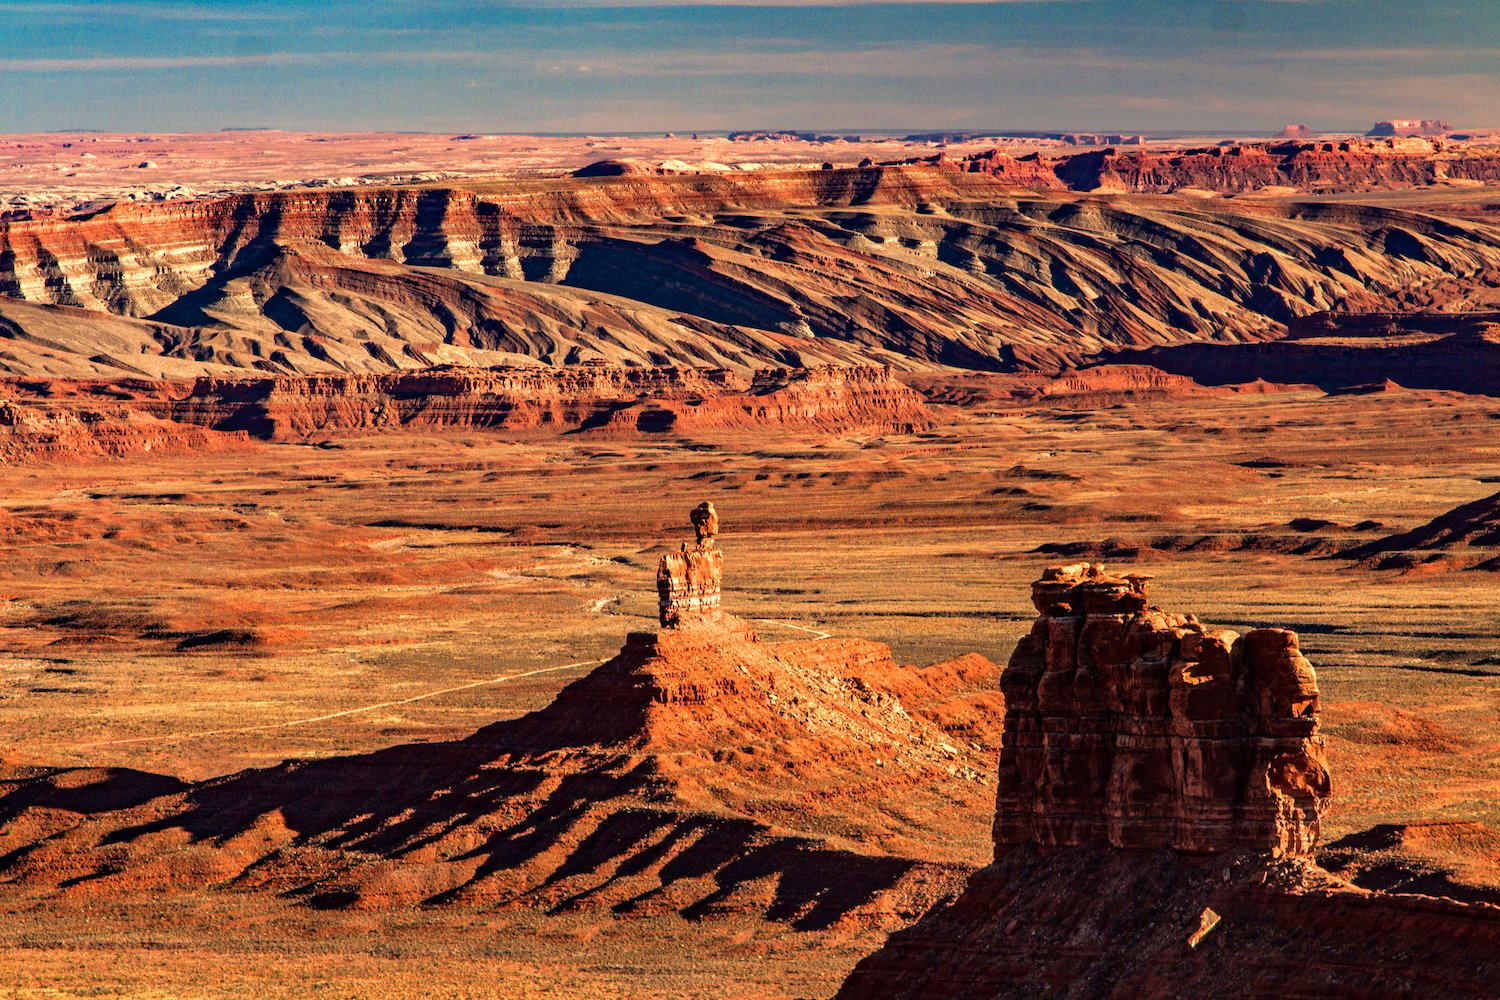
[0,1,1495,133]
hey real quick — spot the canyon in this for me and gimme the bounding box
[2,141,1500,998]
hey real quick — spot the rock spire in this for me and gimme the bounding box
[656,502,724,626]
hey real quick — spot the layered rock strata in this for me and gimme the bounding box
[0,363,931,457]
[3,169,1500,377]
[997,562,1330,855]
[910,138,1500,194]
[160,363,933,439]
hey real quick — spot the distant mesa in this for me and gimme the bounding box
[1275,124,1315,139]
[1367,119,1451,138]
[901,131,1144,146]
[727,131,863,143]
[571,158,662,177]
[875,138,1500,195]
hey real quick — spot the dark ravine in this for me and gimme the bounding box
[1112,311,1500,396]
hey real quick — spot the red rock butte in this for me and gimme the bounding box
[657,501,725,625]
[0,502,1004,927]
[998,562,1330,856]
[838,566,1500,1000]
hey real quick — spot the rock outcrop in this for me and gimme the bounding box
[657,501,724,625]
[836,566,1500,1000]
[997,562,1330,855]
[0,504,1003,924]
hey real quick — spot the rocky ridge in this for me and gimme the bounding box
[1,169,1499,376]
[160,362,935,438]
[1341,490,1500,571]
[0,504,1002,925]
[1118,310,1500,396]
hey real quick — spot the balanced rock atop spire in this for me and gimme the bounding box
[998,562,1330,856]
[657,501,724,626]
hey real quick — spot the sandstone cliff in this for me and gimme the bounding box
[0,385,254,463]
[157,363,931,439]
[998,563,1329,855]
[0,363,931,457]
[837,565,1500,1000]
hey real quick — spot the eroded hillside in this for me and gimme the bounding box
[2,168,1499,377]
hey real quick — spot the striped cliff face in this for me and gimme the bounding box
[1,169,1499,379]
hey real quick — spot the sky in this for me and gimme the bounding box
[0,0,1496,134]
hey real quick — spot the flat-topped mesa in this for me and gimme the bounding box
[997,563,1330,856]
[656,502,724,627]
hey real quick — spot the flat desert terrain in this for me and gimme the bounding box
[4,378,1500,997]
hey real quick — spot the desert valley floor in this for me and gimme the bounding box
[4,378,1500,997]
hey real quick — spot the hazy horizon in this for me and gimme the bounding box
[1,0,1496,135]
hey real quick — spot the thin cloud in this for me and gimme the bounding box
[517,0,1086,5]
[0,1,290,19]
[0,54,322,72]
[0,50,503,72]
[9,42,1494,78]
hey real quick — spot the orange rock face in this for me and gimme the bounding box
[996,562,1330,855]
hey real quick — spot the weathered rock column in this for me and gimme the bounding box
[656,502,724,627]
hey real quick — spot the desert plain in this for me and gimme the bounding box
[1,130,1500,997]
